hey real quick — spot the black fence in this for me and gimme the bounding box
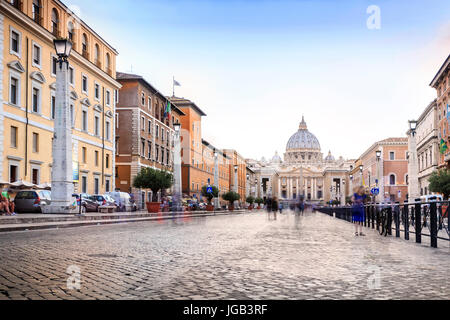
[316,201,450,248]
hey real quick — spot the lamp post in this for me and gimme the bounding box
[359,165,363,189]
[172,122,182,212]
[376,150,382,202]
[213,149,219,209]
[44,39,74,214]
[234,164,238,207]
[349,174,353,200]
[408,120,420,202]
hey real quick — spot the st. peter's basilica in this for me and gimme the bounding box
[247,117,355,205]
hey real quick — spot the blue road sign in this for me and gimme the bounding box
[371,188,379,196]
[207,186,213,194]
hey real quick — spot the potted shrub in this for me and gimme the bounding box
[201,185,219,211]
[133,168,173,213]
[255,197,264,209]
[222,191,240,211]
[246,196,255,210]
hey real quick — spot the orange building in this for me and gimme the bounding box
[223,149,247,203]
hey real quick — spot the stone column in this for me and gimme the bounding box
[278,177,281,199]
[408,130,420,201]
[173,129,182,211]
[44,58,75,214]
[214,152,219,208]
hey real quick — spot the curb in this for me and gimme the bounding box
[0,210,252,233]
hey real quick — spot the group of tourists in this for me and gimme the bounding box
[0,189,16,216]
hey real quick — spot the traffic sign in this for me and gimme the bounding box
[371,188,379,196]
[207,186,213,194]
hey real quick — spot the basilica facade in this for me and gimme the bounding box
[247,117,354,205]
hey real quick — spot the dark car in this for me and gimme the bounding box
[72,193,99,213]
[14,190,52,213]
[90,194,117,211]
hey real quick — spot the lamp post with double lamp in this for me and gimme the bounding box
[234,164,239,207]
[44,39,75,214]
[213,149,219,209]
[376,150,382,202]
[408,120,420,202]
[172,122,182,212]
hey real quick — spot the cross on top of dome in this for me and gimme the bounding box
[299,115,307,130]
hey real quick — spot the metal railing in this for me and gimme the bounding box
[317,201,449,248]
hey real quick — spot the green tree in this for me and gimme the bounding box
[201,185,219,205]
[255,197,264,206]
[133,168,173,202]
[222,191,240,207]
[246,196,255,205]
[428,169,450,199]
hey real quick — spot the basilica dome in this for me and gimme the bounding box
[286,117,321,151]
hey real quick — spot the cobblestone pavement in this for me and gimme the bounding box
[0,210,448,300]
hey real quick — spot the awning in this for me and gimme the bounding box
[9,180,37,189]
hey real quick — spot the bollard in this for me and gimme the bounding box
[387,206,393,236]
[372,205,375,229]
[415,199,421,244]
[403,204,409,241]
[430,202,438,248]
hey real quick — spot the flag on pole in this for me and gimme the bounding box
[440,139,447,155]
[173,79,181,87]
[164,101,172,121]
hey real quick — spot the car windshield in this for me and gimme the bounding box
[92,196,104,201]
[15,191,37,199]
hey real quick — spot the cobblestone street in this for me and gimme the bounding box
[0,211,448,300]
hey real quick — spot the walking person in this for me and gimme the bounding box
[265,197,272,220]
[278,202,283,214]
[352,186,366,236]
[271,197,279,220]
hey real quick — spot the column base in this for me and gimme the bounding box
[42,203,79,215]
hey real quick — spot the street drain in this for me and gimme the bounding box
[87,254,118,258]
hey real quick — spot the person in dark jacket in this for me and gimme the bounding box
[271,197,278,220]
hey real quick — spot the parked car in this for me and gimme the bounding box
[14,190,52,213]
[72,193,99,213]
[90,194,117,211]
[106,192,134,212]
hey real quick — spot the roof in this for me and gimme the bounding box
[378,137,408,144]
[430,54,450,88]
[116,72,185,116]
[201,139,231,159]
[168,96,207,117]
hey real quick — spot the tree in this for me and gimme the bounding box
[133,168,173,202]
[246,196,255,205]
[222,191,240,207]
[255,197,264,207]
[428,168,450,199]
[201,185,219,205]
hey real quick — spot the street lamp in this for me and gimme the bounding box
[172,122,182,212]
[233,165,238,193]
[44,39,75,214]
[213,148,219,209]
[409,120,417,136]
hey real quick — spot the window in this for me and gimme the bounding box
[94,177,99,195]
[94,115,100,136]
[68,21,74,41]
[51,9,59,36]
[32,168,39,185]
[105,179,110,193]
[69,66,74,85]
[148,141,152,159]
[106,90,111,106]
[51,56,57,76]
[10,126,17,148]
[141,140,146,157]
[106,53,111,73]
[82,34,88,57]
[9,164,18,183]
[106,154,110,169]
[32,42,41,67]
[82,75,88,93]
[82,110,88,131]
[148,97,152,111]
[156,125,159,138]
[82,147,87,163]
[10,76,19,105]
[161,147,164,164]
[389,174,396,185]
[106,121,111,140]
[141,117,145,131]
[141,92,145,105]
[115,113,119,129]
[32,0,41,23]
[94,83,100,100]
[81,176,87,193]
[95,151,99,166]
[148,120,152,134]
[32,133,39,153]
[10,28,20,56]
[32,87,40,113]
[389,152,395,160]
[70,104,74,127]
[94,44,100,65]
[51,95,56,119]
[156,145,159,161]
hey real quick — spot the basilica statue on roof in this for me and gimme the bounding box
[246,117,354,205]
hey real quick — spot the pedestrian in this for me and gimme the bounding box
[278,202,283,214]
[271,197,278,220]
[352,186,366,236]
[1,189,15,216]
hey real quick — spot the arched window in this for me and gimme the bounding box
[32,0,41,23]
[67,21,74,41]
[389,174,396,185]
[94,44,100,66]
[106,53,111,73]
[51,8,59,36]
[82,33,88,58]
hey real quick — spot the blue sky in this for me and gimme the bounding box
[65,0,450,161]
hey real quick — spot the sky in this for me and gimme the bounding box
[65,0,450,161]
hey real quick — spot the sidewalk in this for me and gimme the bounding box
[0,209,252,233]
